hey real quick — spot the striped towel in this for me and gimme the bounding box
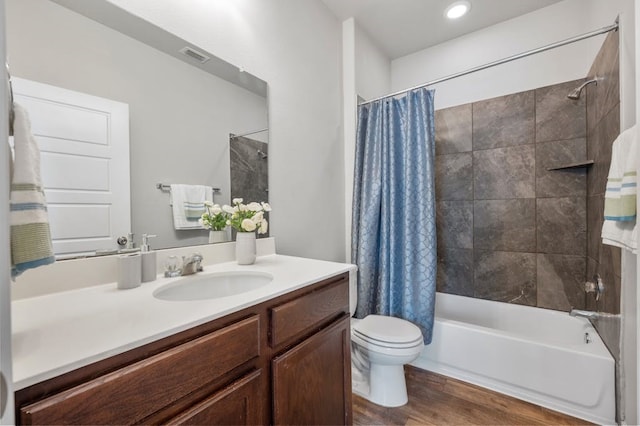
[10,104,55,278]
[604,126,637,221]
[169,184,212,229]
[602,125,638,254]
[183,202,206,220]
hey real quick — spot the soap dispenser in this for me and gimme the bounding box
[141,234,157,283]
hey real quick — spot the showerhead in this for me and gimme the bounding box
[567,78,598,100]
[257,149,268,159]
[567,89,581,100]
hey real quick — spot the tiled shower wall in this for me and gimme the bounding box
[230,136,269,204]
[585,31,621,359]
[586,30,621,315]
[435,79,590,310]
[435,31,621,323]
[230,136,269,237]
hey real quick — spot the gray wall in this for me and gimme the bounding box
[6,0,268,250]
[435,78,589,310]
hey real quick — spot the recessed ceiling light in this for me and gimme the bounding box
[445,0,471,20]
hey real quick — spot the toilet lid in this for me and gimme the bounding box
[353,315,423,345]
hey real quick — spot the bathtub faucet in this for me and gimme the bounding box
[570,309,619,320]
[569,309,599,320]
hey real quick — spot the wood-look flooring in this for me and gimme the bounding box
[353,366,594,426]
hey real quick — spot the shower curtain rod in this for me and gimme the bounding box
[359,19,619,106]
[230,128,269,138]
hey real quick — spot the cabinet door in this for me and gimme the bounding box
[272,314,352,425]
[166,370,263,425]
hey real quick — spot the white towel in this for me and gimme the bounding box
[602,125,638,253]
[10,103,55,277]
[602,220,637,254]
[604,126,637,221]
[170,184,213,230]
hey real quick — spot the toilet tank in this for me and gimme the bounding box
[349,270,357,316]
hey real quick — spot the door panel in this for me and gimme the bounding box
[11,77,130,256]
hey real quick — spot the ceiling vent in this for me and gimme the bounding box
[179,46,210,64]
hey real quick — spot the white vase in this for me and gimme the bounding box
[209,230,227,244]
[235,232,256,265]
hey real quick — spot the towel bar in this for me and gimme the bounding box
[156,183,221,193]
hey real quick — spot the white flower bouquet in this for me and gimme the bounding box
[224,198,271,233]
[199,201,228,231]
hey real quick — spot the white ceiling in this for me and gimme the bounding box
[321,0,565,59]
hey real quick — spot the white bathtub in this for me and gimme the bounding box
[412,292,615,425]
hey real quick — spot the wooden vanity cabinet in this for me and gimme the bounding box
[15,272,352,425]
[269,273,352,425]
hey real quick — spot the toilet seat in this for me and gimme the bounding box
[352,315,423,349]
[353,330,423,349]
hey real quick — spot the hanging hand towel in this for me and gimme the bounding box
[602,125,638,253]
[170,184,212,230]
[10,103,55,278]
[604,126,637,221]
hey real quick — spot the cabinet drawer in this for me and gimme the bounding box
[166,369,263,425]
[20,315,260,425]
[270,273,349,348]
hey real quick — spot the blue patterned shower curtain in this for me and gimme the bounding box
[352,87,437,344]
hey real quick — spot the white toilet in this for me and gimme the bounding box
[349,280,424,407]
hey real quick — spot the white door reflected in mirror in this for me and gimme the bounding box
[12,77,130,257]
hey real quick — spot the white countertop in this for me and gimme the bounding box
[12,254,356,390]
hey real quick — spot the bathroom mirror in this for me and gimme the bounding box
[6,0,269,254]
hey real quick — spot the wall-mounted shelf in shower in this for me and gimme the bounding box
[547,160,594,171]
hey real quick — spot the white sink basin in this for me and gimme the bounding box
[153,271,274,301]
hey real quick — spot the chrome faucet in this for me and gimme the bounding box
[181,253,203,275]
[570,309,619,321]
[569,309,599,320]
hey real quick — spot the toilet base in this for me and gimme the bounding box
[357,363,408,408]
